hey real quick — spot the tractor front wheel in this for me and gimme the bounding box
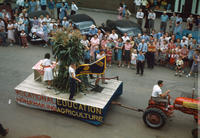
[143,108,167,129]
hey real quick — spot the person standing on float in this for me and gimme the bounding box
[68,63,81,101]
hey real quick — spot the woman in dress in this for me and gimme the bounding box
[90,34,100,61]
[100,36,108,51]
[116,37,123,67]
[7,20,15,46]
[42,53,53,89]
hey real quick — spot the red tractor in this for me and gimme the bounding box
[143,95,199,129]
[112,95,199,137]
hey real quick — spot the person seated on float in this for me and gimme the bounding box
[151,80,170,103]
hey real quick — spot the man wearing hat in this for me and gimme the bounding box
[89,24,98,36]
[181,36,188,47]
[160,11,168,33]
[62,17,69,28]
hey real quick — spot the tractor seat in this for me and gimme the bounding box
[149,97,168,107]
[174,97,200,110]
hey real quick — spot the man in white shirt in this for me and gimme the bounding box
[109,29,118,41]
[122,33,130,43]
[152,80,170,103]
[136,8,144,28]
[68,63,81,101]
[71,1,78,15]
[134,0,141,12]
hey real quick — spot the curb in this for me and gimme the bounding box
[79,7,118,15]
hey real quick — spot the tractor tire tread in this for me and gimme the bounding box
[143,108,167,129]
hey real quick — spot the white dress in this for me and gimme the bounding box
[7,24,15,41]
[131,53,137,65]
[42,59,53,81]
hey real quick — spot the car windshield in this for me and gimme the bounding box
[116,26,141,36]
[75,21,94,30]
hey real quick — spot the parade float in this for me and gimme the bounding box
[15,29,123,125]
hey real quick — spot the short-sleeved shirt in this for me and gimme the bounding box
[122,36,130,43]
[176,59,183,66]
[96,53,105,60]
[69,66,75,78]
[152,85,162,97]
[161,15,168,22]
[109,33,118,41]
[124,43,132,50]
[42,59,52,66]
[40,0,47,6]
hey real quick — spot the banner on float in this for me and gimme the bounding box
[76,56,106,76]
[15,90,103,124]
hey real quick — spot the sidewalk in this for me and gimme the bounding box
[77,8,187,33]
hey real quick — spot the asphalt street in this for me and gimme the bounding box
[0,9,197,138]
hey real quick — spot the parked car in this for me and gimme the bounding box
[69,14,96,35]
[28,11,50,44]
[103,19,142,37]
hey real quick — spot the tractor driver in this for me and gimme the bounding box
[151,80,170,103]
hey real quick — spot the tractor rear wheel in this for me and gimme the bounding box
[143,108,167,129]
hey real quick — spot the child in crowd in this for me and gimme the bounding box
[175,45,181,55]
[20,30,28,48]
[136,50,145,76]
[175,56,184,76]
[42,53,53,89]
[106,47,112,67]
[131,49,137,69]
[169,50,176,69]
[94,46,100,61]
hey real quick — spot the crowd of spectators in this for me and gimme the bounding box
[82,26,199,77]
[0,0,78,47]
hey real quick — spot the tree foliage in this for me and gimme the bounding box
[51,29,85,92]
